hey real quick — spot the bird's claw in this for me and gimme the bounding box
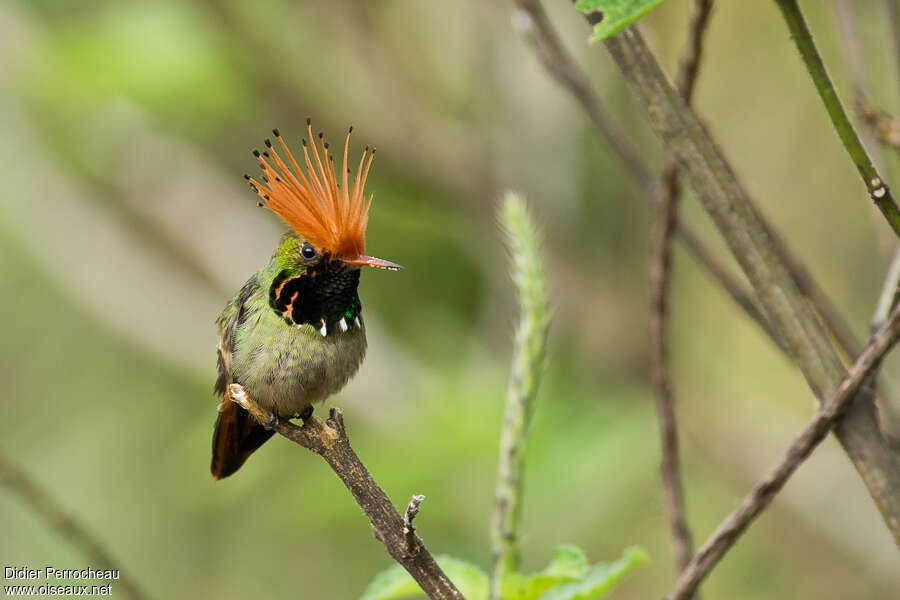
[262,412,280,430]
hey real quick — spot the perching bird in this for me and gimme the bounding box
[211,122,401,480]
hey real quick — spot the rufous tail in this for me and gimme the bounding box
[210,400,274,480]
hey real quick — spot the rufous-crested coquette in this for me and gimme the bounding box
[211,122,401,480]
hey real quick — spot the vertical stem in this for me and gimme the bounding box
[776,0,900,238]
[873,248,900,332]
[491,192,551,600]
[649,0,713,578]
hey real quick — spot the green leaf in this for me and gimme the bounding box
[537,547,648,600]
[543,546,591,579]
[573,0,666,43]
[501,545,590,599]
[360,556,489,600]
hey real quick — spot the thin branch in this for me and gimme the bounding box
[671,0,714,105]
[674,227,789,353]
[651,165,694,576]
[761,221,863,358]
[776,0,900,238]
[227,385,463,600]
[873,248,900,332]
[0,451,147,600]
[583,17,900,543]
[868,248,900,447]
[649,0,713,576]
[667,303,900,600]
[490,192,551,599]
[859,249,900,450]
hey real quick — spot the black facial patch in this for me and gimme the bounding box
[269,259,362,331]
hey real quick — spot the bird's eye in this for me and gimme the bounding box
[301,244,318,260]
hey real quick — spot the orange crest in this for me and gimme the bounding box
[246,121,375,258]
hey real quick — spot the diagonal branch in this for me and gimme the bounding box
[667,303,900,600]
[650,0,713,576]
[227,385,463,600]
[0,451,147,600]
[775,0,900,237]
[583,18,900,544]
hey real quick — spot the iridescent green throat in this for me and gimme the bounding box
[269,259,362,332]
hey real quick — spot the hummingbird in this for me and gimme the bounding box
[211,122,402,480]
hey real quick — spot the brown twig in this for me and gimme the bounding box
[0,451,147,600]
[666,303,900,600]
[226,385,463,600]
[649,0,713,576]
[672,0,714,105]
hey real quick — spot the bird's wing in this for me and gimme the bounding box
[214,274,259,396]
[211,274,276,480]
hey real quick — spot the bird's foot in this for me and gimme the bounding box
[261,411,280,430]
[298,405,314,423]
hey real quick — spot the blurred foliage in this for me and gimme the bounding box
[575,0,666,42]
[2,0,900,599]
[362,545,644,600]
[363,556,489,600]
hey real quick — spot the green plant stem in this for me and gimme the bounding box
[775,0,900,238]
[490,192,551,600]
[593,20,900,547]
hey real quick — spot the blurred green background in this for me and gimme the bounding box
[2,0,900,598]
